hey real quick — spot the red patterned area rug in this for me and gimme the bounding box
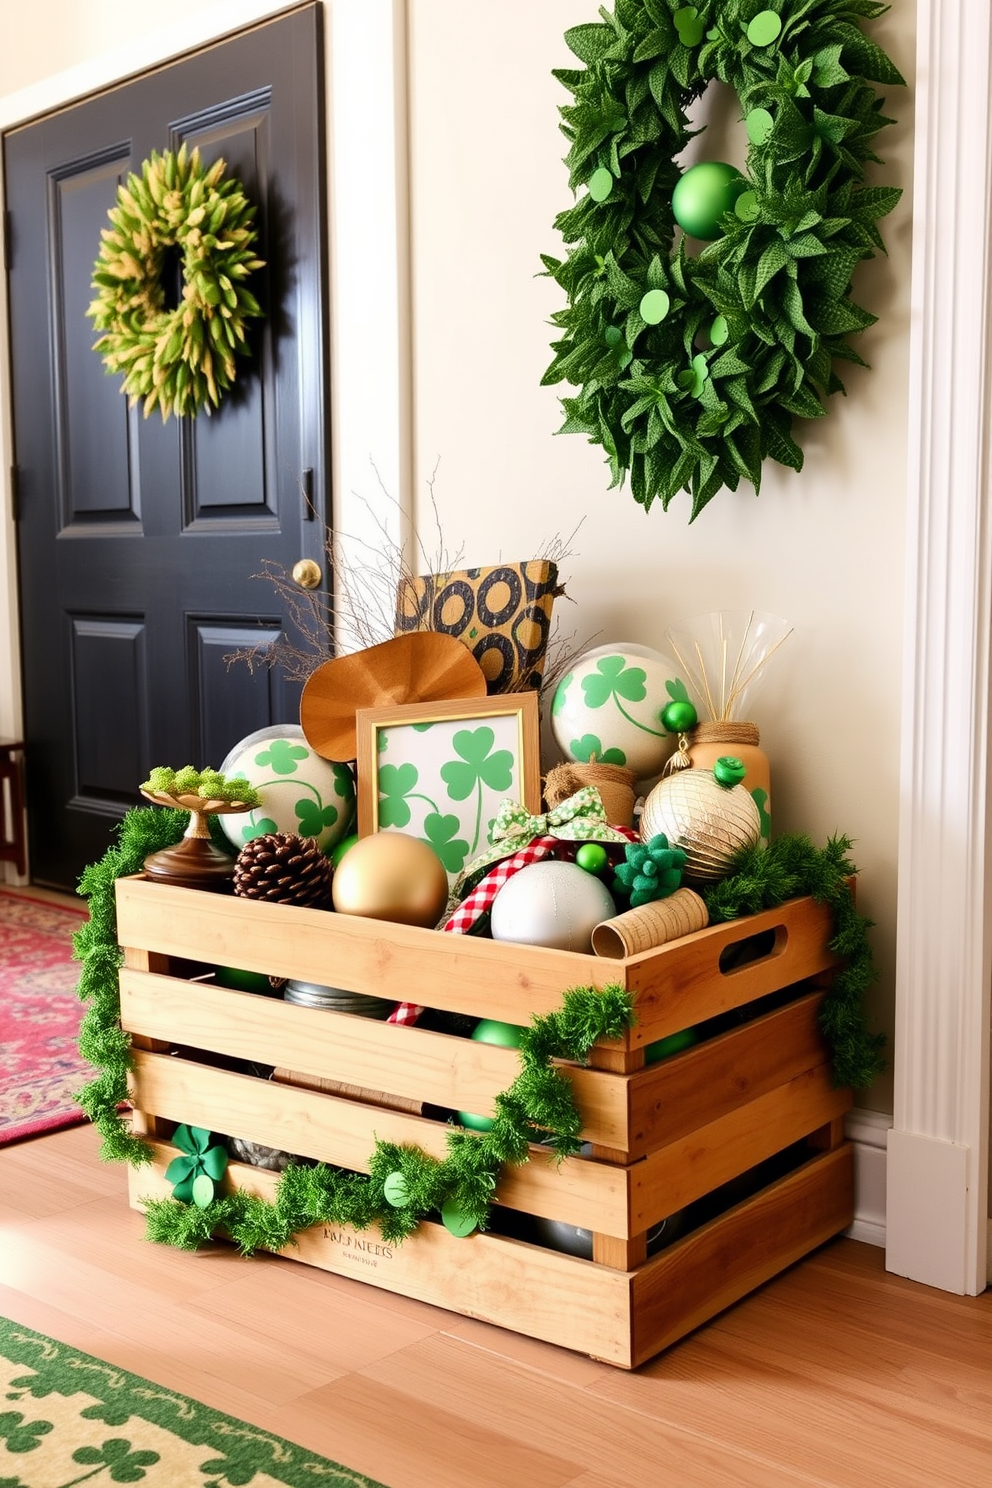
[0,889,91,1145]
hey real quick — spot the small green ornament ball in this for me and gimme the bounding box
[331,832,358,867]
[575,842,609,875]
[672,162,746,241]
[457,1020,525,1133]
[661,699,698,733]
[645,1026,698,1063]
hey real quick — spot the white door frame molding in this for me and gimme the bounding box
[890,0,992,1294]
[0,0,411,743]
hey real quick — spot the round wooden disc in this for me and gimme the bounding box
[300,631,488,761]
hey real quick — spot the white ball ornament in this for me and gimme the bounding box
[639,761,760,883]
[550,648,672,779]
[490,861,616,953]
[218,724,355,855]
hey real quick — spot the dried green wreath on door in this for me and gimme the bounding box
[541,0,904,518]
[88,144,264,420]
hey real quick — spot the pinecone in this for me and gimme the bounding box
[233,833,333,909]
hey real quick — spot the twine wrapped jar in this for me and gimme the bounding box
[686,721,771,846]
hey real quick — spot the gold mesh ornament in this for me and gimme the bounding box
[640,769,760,882]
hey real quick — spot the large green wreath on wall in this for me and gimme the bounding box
[541,0,904,519]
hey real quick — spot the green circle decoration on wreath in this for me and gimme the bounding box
[87,144,265,421]
[541,0,905,519]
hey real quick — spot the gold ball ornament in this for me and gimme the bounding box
[639,768,760,883]
[331,832,449,927]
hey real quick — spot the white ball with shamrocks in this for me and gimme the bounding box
[550,647,674,780]
[217,724,355,855]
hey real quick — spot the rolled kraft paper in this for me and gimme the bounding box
[544,761,637,827]
[591,887,709,959]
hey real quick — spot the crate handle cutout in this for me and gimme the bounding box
[717,925,785,976]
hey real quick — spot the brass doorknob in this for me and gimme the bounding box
[292,559,322,590]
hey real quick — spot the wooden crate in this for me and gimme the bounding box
[117,875,855,1369]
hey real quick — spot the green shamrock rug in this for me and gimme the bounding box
[0,1317,386,1487]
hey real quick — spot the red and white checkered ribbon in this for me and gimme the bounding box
[386,826,638,1025]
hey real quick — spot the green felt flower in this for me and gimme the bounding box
[165,1125,228,1208]
[69,1438,160,1482]
[440,728,514,800]
[581,657,647,709]
[612,834,686,907]
[253,739,307,775]
[0,1411,52,1454]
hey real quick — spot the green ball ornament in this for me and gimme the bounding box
[576,842,609,875]
[645,1026,699,1063]
[661,699,698,733]
[331,832,358,867]
[214,965,272,995]
[672,162,746,241]
[457,1019,525,1132]
[713,755,747,788]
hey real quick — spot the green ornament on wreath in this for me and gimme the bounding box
[87,143,264,421]
[542,0,904,519]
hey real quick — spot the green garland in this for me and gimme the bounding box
[701,830,884,1087]
[72,808,632,1251]
[542,0,904,518]
[87,144,264,421]
[74,809,880,1257]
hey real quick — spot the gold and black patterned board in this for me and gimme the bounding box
[395,560,560,693]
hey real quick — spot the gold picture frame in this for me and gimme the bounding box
[355,692,541,879]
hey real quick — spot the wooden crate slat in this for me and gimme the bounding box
[620,894,840,1046]
[115,877,617,1021]
[128,1050,633,1235]
[629,1063,852,1231]
[626,989,830,1158]
[128,1146,635,1366]
[119,969,632,1150]
[629,1144,854,1365]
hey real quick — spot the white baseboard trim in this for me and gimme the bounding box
[843,1107,892,1249]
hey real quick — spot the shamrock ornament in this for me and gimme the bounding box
[165,1125,228,1208]
[612,834,686,908]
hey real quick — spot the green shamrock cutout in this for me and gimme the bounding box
[612,834,686,907]
[665,678,692,703]
[752,786,772,841]
[69,1438,160,1482]
[569,733,627,766]
[0,1411,53,1454]
[421,813,470,874]
[581,656,647,709]
[378,762,420,828]
[295,797,338,837]
[440,728,514,800]
[165,1125,228,1208]
[254,739,308,775]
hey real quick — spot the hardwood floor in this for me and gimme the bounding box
[0,1125,989,1488]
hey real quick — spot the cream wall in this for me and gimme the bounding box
[407,0,915,1113]
[1,0,914,1117]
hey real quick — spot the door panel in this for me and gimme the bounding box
[4,5,329,887]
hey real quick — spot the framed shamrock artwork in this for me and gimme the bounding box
[355,692,541,879]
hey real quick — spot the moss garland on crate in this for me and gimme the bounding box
[72,807,633,1250]
[542,0,905,518]
[700,830,884,1087]
[74,809,880,1257]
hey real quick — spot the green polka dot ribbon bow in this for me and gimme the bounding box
[456,786,632,897]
